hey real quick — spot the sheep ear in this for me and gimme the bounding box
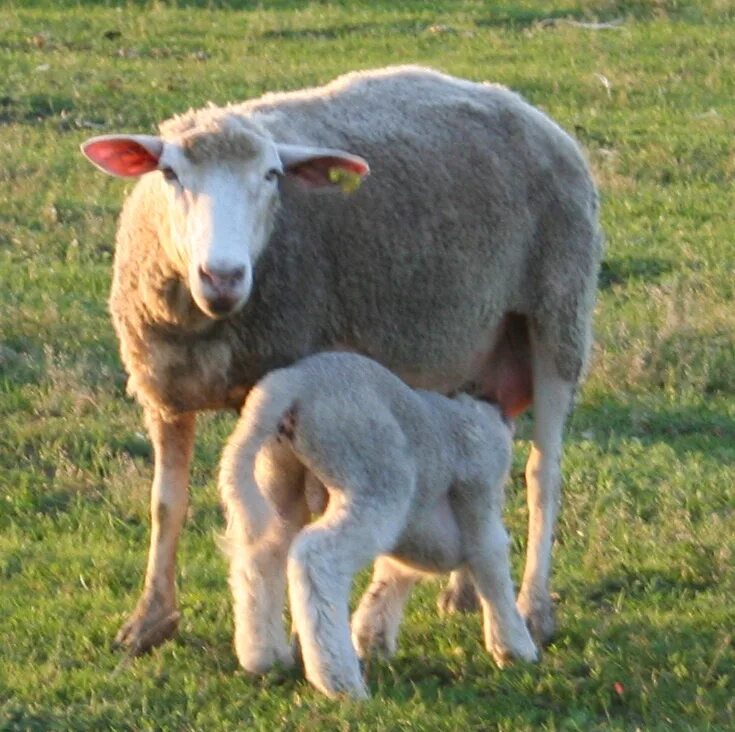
[81,134,163,178]
[276,143,369,190]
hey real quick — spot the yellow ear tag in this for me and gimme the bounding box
[328,166,363,194]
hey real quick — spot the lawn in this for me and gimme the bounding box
[1,1,733,729]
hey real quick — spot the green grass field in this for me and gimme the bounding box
[1,1,734,729]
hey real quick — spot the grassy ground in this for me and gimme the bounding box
[1,1,734,729]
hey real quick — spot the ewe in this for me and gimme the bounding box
[81,66,602,654]
[220,352,538,699]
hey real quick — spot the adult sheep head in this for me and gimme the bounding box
[81,119,369,319]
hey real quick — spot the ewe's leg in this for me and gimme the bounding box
[220,431,307,674]
[352,556,418,660]
[289,496,407,700]
[465,514,538,667]
[517,335,575,645]
[116,411,195,654]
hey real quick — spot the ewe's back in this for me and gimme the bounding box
[241,66,549,147]
[230,66,599,382]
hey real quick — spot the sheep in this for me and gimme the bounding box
[80,65,602,655]
[219,351,539,699]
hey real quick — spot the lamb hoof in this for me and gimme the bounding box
[353,626,394,661]
[236,640,294,675]
[491,640,539,669]
[310,673,369,700]
[436,577,480,615]
[332,681,370,701]
[114,600,180,655]
[517,593,556,647]
[342,681,370,701]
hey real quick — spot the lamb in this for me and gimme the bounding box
[80,65,602,655]
[219,351,538,699]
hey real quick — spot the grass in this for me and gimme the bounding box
[1,0,734,729]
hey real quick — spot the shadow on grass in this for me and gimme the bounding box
[571,397,735,446]
[583,563,721,608]
[598,256,675,289]
[13,0,456,9]
[474,5,591,29]
[17,0,316,8]
[259,20,430,41]
[376,617,732,726]
[474,0,711,28]
[0,94,78,126]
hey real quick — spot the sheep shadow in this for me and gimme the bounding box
[569,397,735,451]
[258,20,430,41]
[473,1,677,29]
[474,5,592,29]
[597,256,674,289]
[375,613,733,725]
[49,0,318,8]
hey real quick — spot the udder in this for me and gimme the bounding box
[395,313,533,418]
[473,312,533,418]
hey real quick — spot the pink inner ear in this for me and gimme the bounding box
[331,157,369,176]
[83,139,160,177]
[288,155,369,187]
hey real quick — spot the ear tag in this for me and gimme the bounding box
[328,167,364,194]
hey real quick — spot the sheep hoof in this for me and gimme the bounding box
[517,593,556,647]
[436,578,480,615]
[114,602,180,655]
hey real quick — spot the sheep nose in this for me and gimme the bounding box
[198,264,246,290]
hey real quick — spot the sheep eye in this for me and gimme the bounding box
[265,168,281,182]
[161,167,179,184]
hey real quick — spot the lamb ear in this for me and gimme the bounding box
[81,134,164,178]
[276,143,369,190]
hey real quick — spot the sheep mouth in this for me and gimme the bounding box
[195,293,246,319]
